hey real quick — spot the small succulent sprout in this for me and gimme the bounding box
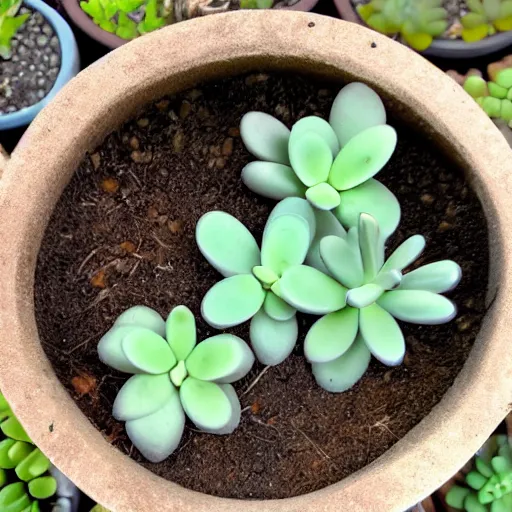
[98,305,254,462]
[0,0,30,60]
[461,0,512,42]
[446,435,512,511]
[482,96,502,117]
[197,199,322,365]
[305,213,461,393]
[464,75,489,98]
[357,0,449,51]
[240,83,401,243]
[0,392,57,510]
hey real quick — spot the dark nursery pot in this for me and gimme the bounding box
[0,11,512,512]
[333,0,512,59]
[0,0,79,130]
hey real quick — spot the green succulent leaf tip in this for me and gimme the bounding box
[463,69,512,123]
[306,212,461,393]
[79,0,169,40]
[0,0,30,60]
[446,435,512,511]
[240,82,401,242]
[356,0,449,51]
[0,391,57,511]
[460,0,512,43]
[97,305,255,462]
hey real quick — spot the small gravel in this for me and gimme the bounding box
[0,6,61,116]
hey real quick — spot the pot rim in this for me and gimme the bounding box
[61,0,320,49]
[0,0,80,130]
[1,11,512,512]
[332,0,512,59]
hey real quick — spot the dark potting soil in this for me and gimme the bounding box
[35,73,488,500]
[0,6,61,116]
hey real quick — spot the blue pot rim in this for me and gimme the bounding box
[0,0,80,131]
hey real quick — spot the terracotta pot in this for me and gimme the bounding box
[333,0,512,59]
[0,10,511,512]
[62,0,319,49]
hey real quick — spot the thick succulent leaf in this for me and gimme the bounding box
[113,305,166,337]
[359,213,383,283]
[250,309,298,365]
[329,125,397,191]
[15,448,50,481]
[461,11,487,27]
[122,329,176,374]
[336,179,400,240]
[263,291,296,321]
[196,211,260,278]
[274,265,347,314]
[399,260,462,293]
[0,439,17,469]
[495,15,512,31]
[491,455,512,473]
[346,284,385,309]
[180,379,240,434]
[186,334,254,383]
[266,197,316,243]
[28,476,57,500]
[7,442,33,467]
[305,307,359,363]
[166,305,196,362]
[289,116,340,157]
[491,495,512,512]
[289,132,333,187]
[113,374,175,421]
[253,266,279,287]
[240,112,290,165]
[319,235,364,289]
[241,161,307,200]
[381,235,425,272]
[466,470,488,490]
[201,274,265,328]
[445,485,471,509]
[0,482,31,512]
[329,82,387,147]
[262,214,310,276]
[402,29,433,51]
[475,456,494,478]
[483,0,500,19]
[312,335,371,392]
[466,0,484,14]
[305,183,341,210]
[378,290,457,325]
[373,269,402,290]
[126,389,185,462]
[0,417,31,443]
[359,303,405,366]
[305,209,346,274]
[98,326,141,373]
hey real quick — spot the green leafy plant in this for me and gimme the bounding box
[98,305,254,462]
[0,0,29,60]
[356,0,448,51]
[0,392,57,512]
[304,213,461,393]
[463,71,512,127]
[240,82,401,245]
[446,434,512,511]
[461,0,512,43]
[80,0,168,40]
[240,0,273,8]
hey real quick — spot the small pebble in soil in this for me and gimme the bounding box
[0,5,61,115]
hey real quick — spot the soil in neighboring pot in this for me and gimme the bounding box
[34,72,488,500]
[0,7,61,116]
[351,0,470,41]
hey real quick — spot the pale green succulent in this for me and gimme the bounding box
[98,305,254,462]
[447,435,512,512]
[240,82,401,244]
[0,392,57,512]
[305,213,461,393]
[0,0,30,60]
[197,198,346,365]
[461,0,512,43]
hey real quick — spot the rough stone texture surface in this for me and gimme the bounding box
[0,7,61,115]
[0,11,511,512]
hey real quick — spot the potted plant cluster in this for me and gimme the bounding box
[334,0,512,59]
[0,0,79,130]
[0,10,511,512]
[62,0,319,49]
